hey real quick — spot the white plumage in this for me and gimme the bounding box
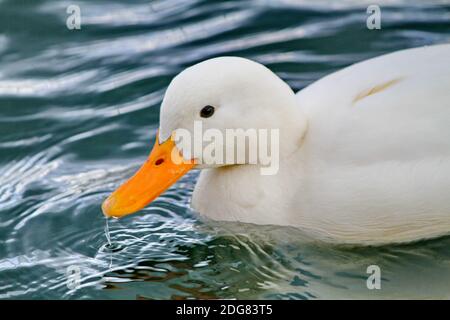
[158,44,450,245]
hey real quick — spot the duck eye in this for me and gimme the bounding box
[200,105,215,118]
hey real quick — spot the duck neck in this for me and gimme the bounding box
[272,94,308,160]
[249,99,308,176]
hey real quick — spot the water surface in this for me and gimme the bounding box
[1,0,450,299]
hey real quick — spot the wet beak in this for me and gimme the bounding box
[102,135,195,218]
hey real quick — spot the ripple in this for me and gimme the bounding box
[0,71,98,97]
[0,35,9,55]
[1,0,450,300]
[62,9,257,61]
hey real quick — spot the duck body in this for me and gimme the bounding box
[193,45,450,245]
[103,44,450,245]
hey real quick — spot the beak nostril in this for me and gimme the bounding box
[155,158,164,166]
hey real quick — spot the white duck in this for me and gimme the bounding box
[103,44,450,245]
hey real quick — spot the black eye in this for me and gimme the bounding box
[200,105,215,118]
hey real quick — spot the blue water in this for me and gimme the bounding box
[1,0,450,299]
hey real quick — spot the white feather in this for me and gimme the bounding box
[159,45,450,245]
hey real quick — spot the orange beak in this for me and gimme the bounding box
[102,135,195,218]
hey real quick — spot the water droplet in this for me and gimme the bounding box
[105,217,112,247]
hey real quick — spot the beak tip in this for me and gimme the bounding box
[100,136,195,219]
[101,197,115,218]
[101,195,134,219]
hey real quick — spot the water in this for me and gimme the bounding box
[1,0,450,299]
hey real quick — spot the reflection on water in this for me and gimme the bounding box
[0,0,450,299]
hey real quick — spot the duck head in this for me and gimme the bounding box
[102,56,304,218]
